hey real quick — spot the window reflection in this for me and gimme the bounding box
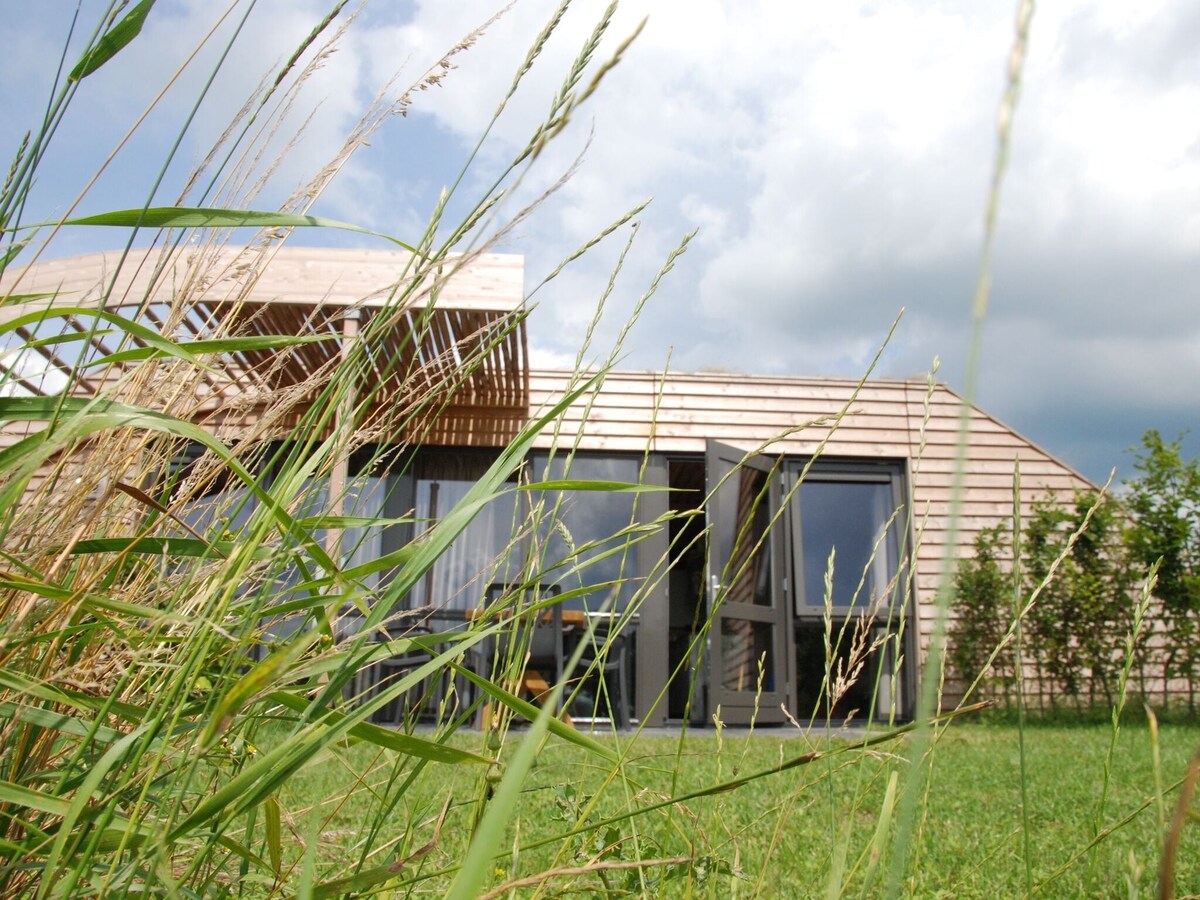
[529,454,642,612]
[796,479,898,613]
[403,452,644,612]
[408,453,522,610]
[175,475,332,645]
[710,465,773,607]
[341,474,385,586]
[174,448,648,615]
[720,619,774,692]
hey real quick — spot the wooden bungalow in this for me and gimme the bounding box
[0,246,1092,727]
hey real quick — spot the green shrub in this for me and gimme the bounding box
[951,463,1200,715]
[1125,430,1200,708]
[1022,490,1135,709]
[949,525,1015,705]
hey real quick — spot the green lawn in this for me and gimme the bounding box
[272,721,1200,896]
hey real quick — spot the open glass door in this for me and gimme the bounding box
[705,440,793,724]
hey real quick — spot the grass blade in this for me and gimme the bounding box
[0,291,59,308]
[53,207,418,252]
[265,796,282,877]
[81,332,337,368]
[68,0,156,81]
[0,306,209,369]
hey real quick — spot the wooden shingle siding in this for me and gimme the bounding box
[523,368,1092,663]
[3,250,1094,699]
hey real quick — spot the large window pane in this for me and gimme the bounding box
[408,453,521,610]
[176,476,330,645]
[797,479,898,613]
[341,474,386,586]
[531,454,642,611]
[177,485,257,536]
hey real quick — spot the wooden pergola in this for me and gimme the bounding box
[1,246,531,554]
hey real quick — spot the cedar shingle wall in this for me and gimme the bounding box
[524,369,1093,658]
[2,365,1092,664]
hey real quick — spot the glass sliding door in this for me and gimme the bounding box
[705,441,792,724]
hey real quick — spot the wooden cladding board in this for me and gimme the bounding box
[3,348,1090,669]
[0,247,524,320]
[520,369,1093,657]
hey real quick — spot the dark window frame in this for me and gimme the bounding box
[785,458,909,620]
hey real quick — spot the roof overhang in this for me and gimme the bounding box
[0,246,529,423]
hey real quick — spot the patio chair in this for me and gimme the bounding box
[571,615,633,730]
[339,613,446,726]
[482,582,565,722]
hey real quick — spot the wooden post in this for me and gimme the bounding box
[326,308,361,560]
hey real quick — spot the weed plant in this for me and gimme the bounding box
[0,2,1196,897]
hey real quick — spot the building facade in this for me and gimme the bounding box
[0,247,1092,727]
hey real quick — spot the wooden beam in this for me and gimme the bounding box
[0,247,524,327]
[325,308,361,561]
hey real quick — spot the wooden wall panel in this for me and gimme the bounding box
[523,369,1092,671]
[4,249,1094,708]
[6,361,1090,681]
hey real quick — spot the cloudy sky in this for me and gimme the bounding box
[2,0,1197,485]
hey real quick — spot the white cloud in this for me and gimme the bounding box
[2,0,1196,483]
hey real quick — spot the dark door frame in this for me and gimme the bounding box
[634,450,917,727]
[703,440,794,725]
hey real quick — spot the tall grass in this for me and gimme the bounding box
[0,2,1196,897]
[0,3,653,894]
